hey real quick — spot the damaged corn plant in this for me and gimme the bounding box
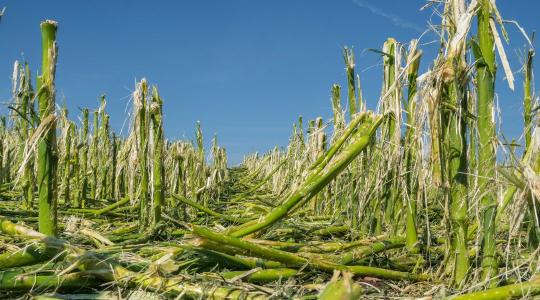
[1,0,540,299]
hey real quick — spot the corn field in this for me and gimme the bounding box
[1,1,539,299]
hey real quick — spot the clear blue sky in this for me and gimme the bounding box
[0,1,538,164]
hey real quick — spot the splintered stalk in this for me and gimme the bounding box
[90,110,99,200]
[404,42,421,254]
[194,121,207,206]
[150,86,164,224]
[99,113,110,199]
[0,117,4,185]
[174,146,185,197]
[111,133,117,198]
[296,116,304,146]
[37,20,58,236]
[380,37,400,233]
[382,38,397,140]
[343,47,357,117]
[474,0,498,284]
[331,84,345,135]
[70,124,79,207]
[20,63,35,209]
[62,111,72,205]
[135,79,149,228]
[445,60,469,286]
[196,120,204,162]
[524,49,534,149]
[357,74,364,113]
[524,48,540,250]
[79,108,89,208]
[97,95,109,199]
[438,4,471,285]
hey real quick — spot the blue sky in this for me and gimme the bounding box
[0,1,538,164]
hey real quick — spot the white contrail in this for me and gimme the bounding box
[352,0,423,33]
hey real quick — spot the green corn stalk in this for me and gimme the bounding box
[381,38,397,141]
[111,133,117,198]
[37,20,58,236]
[429,94,444,187]
[524,49,534,150]
[404,42,421,254]
[196,121,204,162]
[99,113,110,199]
[0,117,4,184]
[79,108,89,208]
[518,47,539,251]
[450,276,540,300]
[473,0,498,284]
[4,141,11,183]
[443,60,470,286]
[175,147,185,197]
[315,117,327,215]
[136,79,149,228]
[525,47,539,250]
[0,272,101,291]
[331,85,345,137]
[468,88,478,191]
[195,121,205,201]
[380,38,400,232]
[150,86,164,225]
[20,63,35,209]
[13,62,23,198]
[71,124,79,207]
[307,119,315,139]
[438,1,471,285]
[118,159,126,198]
[318,271,363,300]
[97,96,109,199]
[357,74,364,112]
[297,116,304,148]
[62,109,71,205]
[343,48,361,230]
[90,110,99,200]
[343,47,357,118]
[221,268,298,284]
